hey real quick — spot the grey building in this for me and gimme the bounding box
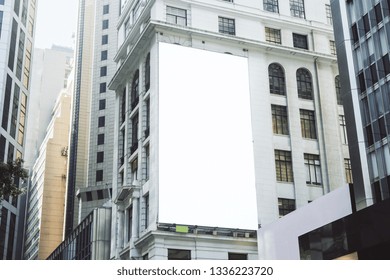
[0,0,37,259]
[331,0,390,210]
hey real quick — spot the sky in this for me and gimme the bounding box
[34,0,79,49]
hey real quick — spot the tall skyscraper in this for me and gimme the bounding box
[65,0,117,236]
[108,0,347,259]
[331,0,390,210]
[0,0,37,260]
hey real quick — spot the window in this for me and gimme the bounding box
[382,54,390,76]
[145,53,150,92]
[330,40,336,55]
[339,115,348,144]
[144,98,150,138]
[296,68,313,99]
[144,194,149,229]
[0,11,3,38]
[374,3,383,24]
[278,198,295,217]
[293,33,308,49]
[263,0,279,13]
[358,71,366,93]
[99,82,106,93]
[325,4,332,25]
[290,0,305,19]
[268,63,286,95]
[335,75,342,105]
[98,116,105,127]
[97,133,105,145]
[145,145,150,181]
[265,27,281,44]
[166,6,187,26]
[100,66,107,77]
[121,88,126,123]
[102,34,108,45]
[101,50,108,61]
[351,23,359,44]
[274,150,294,182]
[131,114,139,154]
[300,109,317,139]
[102,19,109,29]
[168,249,191,260]
[96,170,103,182]
[218,16,235,35]
[131,158,138,181]
[131,70,139,110]
[127,206,133,242]
[97,151,104,163]
[363,13,370,34]
[344,159,353,184]
[228,253,247,260]
[103,4,109,14]
[304,154,322,185]
[272,105,289,135]
[99,99,106,110]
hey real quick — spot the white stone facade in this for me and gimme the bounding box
[107,0,348,259]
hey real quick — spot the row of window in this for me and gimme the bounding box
[275,149,352,185]
[268,63,342,104]
[95,4,110,182]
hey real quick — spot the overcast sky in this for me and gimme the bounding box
[34,0,78,49]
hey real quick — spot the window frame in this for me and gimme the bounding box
[293,33,308,50]
[296,68,313,99]
[166,6,187,26]
[300,109,317,139]
[263,0,279,13]
[265,27,281,44]
[218,16,236,35]
[304,153,322,185]
[272,104,289,135]
[268,63,286,95]
[290,0,305,19]
[274,150,294,182]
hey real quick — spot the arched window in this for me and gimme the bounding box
[131,69,139,110]
[268,63,286,95]
[145,53,150,92]
[296,68,312,99]
[335,75,342,105]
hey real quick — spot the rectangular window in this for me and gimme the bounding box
[144,194,149,229]
[263,0,279,13]
[99,99,106,110]
[274,150,294,182]
[97,133,105,145]
[374,3,383,24]
[330,40,336,55]
[278,198,296,217]
[351,23,359,44]
[102,19,109,29]
[304,153,322,185]
[272,105,289,135]
[100,66,107,77]
[127,206,133,242]
[300,109,317,139]
[96,170,103,182]
[8,19,18,71]
[326,4,332,25]
[145,144,150,181]
[131,158,138,181]
[218,16,235,35]
[0,11,3,38]
[101,50,108,61]
[293,33,308,49]
[290,0,305,19]
[23,39,32,89]
[102,34,108,45]
[228,253,248,260]
[265,27,281,44]
[339,115,348,144]
[168,249,191,260]
[97,151,104,163]
[166,6,187,26]
[98,116,105,127]
[2,75,13,130]
[103,4,109,14]
[131,114,139,154]
[144,98,150,138]
[99,82,106,93]
[344,158,353,184]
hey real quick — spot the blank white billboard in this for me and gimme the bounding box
[158,43,257,230]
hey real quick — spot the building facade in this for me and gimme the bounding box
[65,0,117,236]
[23,82,73,260]
[331,0,390,210]
[0,0,37,260]
[107,0,348,259]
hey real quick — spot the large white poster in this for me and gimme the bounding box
[158,43,257,230]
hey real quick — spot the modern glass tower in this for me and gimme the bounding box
[0,0,37,259]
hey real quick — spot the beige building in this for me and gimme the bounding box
[24,78,73,260]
